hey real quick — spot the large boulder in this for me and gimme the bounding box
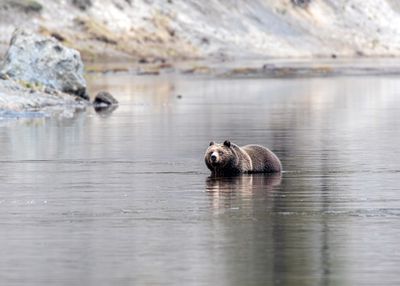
[0,29,88,99]
[0,76,86,112]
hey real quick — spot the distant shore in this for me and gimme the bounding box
[1,0,400,64]
[82,57,400,79]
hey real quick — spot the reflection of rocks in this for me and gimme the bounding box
[94,104,118,116]
[1,29,88,99]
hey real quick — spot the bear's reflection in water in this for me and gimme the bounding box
[205,174,282,214]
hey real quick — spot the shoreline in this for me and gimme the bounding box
[83,57,400,78]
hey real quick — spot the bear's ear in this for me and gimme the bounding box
[209,141,215,146]
[223,140,231,148]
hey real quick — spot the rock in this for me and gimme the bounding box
[0,0,43,13]
[72,0,92,11]
[0,77,87,112]
[93,91,118,114]
[0,29,88,99]
[93,91,118,106]
[50,32,66,42]
[291,0,311,8]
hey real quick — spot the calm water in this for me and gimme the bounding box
[1,72,400,286]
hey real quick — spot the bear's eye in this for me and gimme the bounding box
[218,151,224,155]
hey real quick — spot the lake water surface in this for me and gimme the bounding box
[1,71,400,285]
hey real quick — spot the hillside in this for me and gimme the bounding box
[1,0,400,61]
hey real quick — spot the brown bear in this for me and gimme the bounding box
[204,140,282,176]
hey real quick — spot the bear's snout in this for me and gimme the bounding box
[209,151,220,165]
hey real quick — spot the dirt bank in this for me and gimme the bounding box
[1,0,400,62]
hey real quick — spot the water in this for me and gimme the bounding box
[1,72,400,285]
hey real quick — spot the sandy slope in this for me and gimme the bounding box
[1,0,400,61]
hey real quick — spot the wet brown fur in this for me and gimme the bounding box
[205,141,281,176]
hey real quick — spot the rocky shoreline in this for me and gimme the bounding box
[0,29,117,114]
[0,76,86,112]
[1,0,400,115]
[0,28,399,116]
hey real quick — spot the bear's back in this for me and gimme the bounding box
[242,144,282,173]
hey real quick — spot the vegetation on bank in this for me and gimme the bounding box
[1,0,400,63]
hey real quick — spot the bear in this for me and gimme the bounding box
[204,140,282,176]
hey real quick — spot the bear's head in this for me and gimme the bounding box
[205,140,236,173]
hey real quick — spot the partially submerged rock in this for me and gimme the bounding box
[93,91,117,105]
[1,29,88,99]
[93,91,118,113]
